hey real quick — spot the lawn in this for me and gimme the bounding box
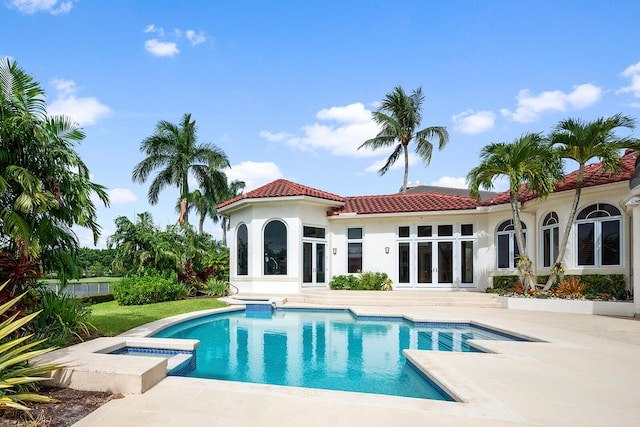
[89,298,227,336]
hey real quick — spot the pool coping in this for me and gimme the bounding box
[35,303,545,402]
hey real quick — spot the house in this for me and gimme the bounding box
[218,153,640,315]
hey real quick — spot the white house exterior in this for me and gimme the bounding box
[218,153,640,315]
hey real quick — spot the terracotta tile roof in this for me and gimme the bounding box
[218,179,344,208]
[219,156,635,213]
[328,192,481,216]
[482,156,636,206]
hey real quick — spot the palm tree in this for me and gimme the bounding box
[132,113,230,225]
[543,114,637,290]
[186,189,214,234]
[0,59,109,282]
[467,133,564,291]
[358,86,449,193]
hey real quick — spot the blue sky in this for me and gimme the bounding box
[2,0,640,247]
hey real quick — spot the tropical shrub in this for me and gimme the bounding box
[557,277,586,298]
[28,289,94,348]
[0,282,62,413]
[329,272,392,290]
[112,270,188,305]
[329,275,360,290]
[204,278,230,297]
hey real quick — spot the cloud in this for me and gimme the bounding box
[10,0,73,14]
[259,131,293,142]
[144,24,164,37]
[451,110,495,134]
[430,176,468,188]
[186,30,206,46]
[47,78,112,126]
[107,188,137,205]
[617,60,640,99]
[144,39,180,57]
[143,24,207,57]
[500,83,602,123]
[227,161,283,191]
[261,102,380,157]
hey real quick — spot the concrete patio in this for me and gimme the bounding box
[40,295,640,427]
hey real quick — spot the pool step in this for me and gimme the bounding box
[286,290,503,308]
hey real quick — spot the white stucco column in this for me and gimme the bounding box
[627,196,640,316]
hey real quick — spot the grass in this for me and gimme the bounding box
[89,298,227,336]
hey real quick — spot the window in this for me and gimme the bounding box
[303,226,325,239]
[264,220,287,275]
[237,224,248,275]
[347,227,362,273]
[541,212,559,268]
[496,220,527,269]
[576,203,621,267]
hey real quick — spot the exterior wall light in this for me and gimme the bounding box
[385,247,390,254]
[333,248,337,255]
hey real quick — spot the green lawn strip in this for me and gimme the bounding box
[90,298,227,336]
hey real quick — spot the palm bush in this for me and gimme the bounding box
[112,270,188,305]
[0,283,62,413]
[28,289,94,348]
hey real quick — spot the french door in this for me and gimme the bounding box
[303,241,326,286]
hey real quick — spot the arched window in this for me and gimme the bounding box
[576,203,621,267]
[496,220,527,269]
[237,224,248,275]
[541,212,559,268]
[264,220,287,275]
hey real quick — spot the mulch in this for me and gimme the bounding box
[0,387,120,427]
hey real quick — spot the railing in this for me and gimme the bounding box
[42,282,113,297]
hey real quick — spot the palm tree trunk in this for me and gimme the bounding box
[178,197,188,225]
[198,214,205,234]
[543,166,585,291]
[510,194,534,291]
[221,217,228,247]
[401,143,409,194]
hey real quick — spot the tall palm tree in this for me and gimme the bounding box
[359,86,449,193]
[467,133,564,291]
[0,59,109,282]
[132,113,230,225]
[543,114,636,290]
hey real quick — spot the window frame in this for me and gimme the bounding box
[347,227,363,273]
[540,212,559,269]
[496,220,527,270]
[575,203,622,268]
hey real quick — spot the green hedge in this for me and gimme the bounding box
[489,274,627,299]
[329,272,392,291]
[112,270,188,305]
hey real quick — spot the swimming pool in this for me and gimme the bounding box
[153,308,529,400]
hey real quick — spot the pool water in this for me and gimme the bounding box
[153,309,528,400]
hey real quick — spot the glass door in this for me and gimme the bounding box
[303,241,326,286]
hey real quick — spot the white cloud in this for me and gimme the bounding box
[227,161,283,191]
[430,176,467,188]
[10,0,73,14]
[47,78,112,126]
[500,83,603,123]
[451,110,495,134]
[144,39,180,57]
[107,188,137,205]
[144,24,165,37]
[617,60,640,99]
[259,131,293,142]
[261,102,380,157]
[186,30,207,46]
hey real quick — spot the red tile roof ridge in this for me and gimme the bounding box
[218,179,344,209]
